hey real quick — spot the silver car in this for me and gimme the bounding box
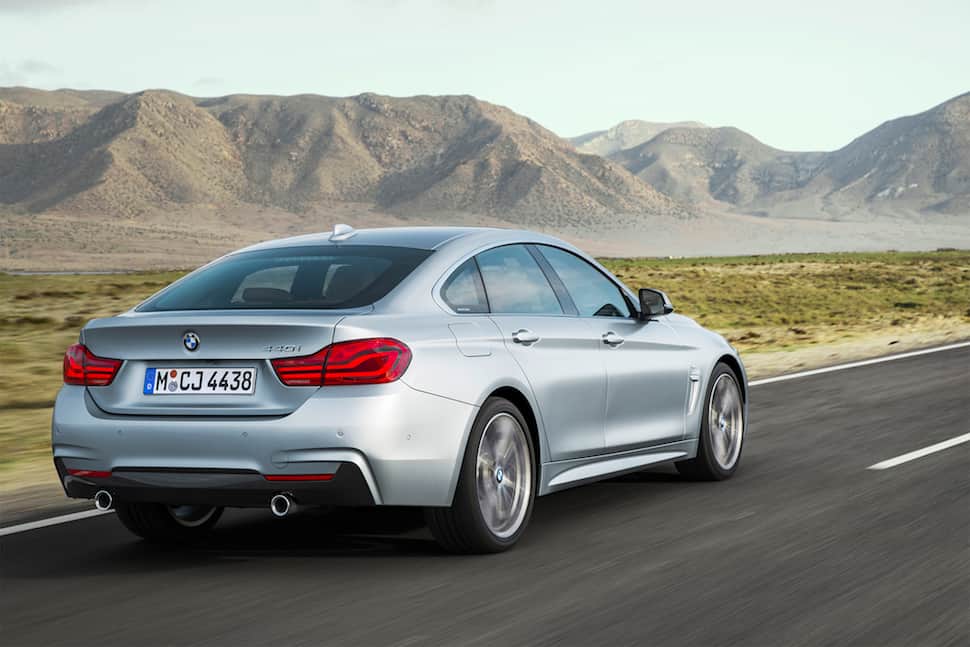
[53,225,747,553]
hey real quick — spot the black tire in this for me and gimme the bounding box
[114,502,223,544]
[676,362,745,481]
[426,397,536,554]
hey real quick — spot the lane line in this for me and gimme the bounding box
[0,509,112,537]
[4,341,968,537]
[749,341,970,386]
[867,433,970,470]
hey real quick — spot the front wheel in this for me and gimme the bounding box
[114,502,223,543]
[426,397,536,554]
[676,362,745,480]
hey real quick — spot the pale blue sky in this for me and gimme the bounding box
[1,0,967,151]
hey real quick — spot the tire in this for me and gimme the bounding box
[676,362,745,481]
[114,502,223,544]
[426,397,536,554]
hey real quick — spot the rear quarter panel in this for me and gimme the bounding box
[334,314,552,464]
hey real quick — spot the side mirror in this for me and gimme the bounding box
[638,288,674,319]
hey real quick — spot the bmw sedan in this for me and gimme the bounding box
[53,225,747,553]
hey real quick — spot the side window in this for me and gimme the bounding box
[537,246,632,318]
[441,259,489,313]
[476,245,563,315]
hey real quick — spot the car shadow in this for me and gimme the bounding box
[4,467,692,578]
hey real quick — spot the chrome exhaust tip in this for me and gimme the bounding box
[94,490,113,511]
[270,493,295,518]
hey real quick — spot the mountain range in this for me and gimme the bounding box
[0,87,967,269]
[574,94,969,219]
[0,88,679,227]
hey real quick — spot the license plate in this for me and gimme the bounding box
[143,367,257,395]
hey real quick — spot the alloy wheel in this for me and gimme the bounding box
[475,413,532,539]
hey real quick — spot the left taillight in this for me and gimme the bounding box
[63,343,122,386]
[270,347,330,387]
[271,338,412,387]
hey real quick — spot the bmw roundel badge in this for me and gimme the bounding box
[183,331,200,352]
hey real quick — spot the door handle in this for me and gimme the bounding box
[512,329,540,345]
[602,331,625,346]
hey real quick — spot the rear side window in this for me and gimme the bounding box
[537,245,632,318]
[441,259,489,313]
[476,245,563,315]
[138,245,431,311]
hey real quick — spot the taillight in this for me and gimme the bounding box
[270,347,330,387]
[271,338,411,387]
[63,344,122,386]
[324,338,412,385]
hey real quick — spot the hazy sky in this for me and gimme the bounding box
[2,0,967,150]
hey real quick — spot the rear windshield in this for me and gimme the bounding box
[137,245,432,311]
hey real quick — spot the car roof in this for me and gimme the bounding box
[235,226,500,253]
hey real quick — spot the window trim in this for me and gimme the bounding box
[474,243,567,316]
[438,243,575,317]
[526,245,580,316]
[532,244,637,320]
[440,257,491,314]
[434,242,639,319]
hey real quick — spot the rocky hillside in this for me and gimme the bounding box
[611,126,825,206]
[788,91,970,217]
[0,88,681,228]
[570,119,707,157]
[605,93,970,219]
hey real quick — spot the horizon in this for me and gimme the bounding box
[1,0,967,151]
[4,84,966,154]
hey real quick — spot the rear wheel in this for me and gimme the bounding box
[114,502,223,543]
[426,397,535,554]
[676,362,745,480]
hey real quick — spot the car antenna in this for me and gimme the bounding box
[329,223,357,242]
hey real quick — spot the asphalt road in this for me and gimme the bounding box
[2,348,968,646]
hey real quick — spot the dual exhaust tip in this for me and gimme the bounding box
[94,490,113,511]
[270,493,297,518]
[93,490,298,517]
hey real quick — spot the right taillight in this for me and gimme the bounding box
[63,344,122,386]
[271,338,411,387]
[323,338,412,385]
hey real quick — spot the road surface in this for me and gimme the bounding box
[2,347,968,645]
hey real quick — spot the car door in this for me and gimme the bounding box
[476,244,607,461]
[534,245,691,452]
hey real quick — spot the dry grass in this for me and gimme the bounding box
[1,250,968,493]
[0,271,181,477]
[602,250,970,352]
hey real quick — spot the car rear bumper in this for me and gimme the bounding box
[55,459,375,507]
[52,382,478,507]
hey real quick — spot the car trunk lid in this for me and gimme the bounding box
[81,310,356,416]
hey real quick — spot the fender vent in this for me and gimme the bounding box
[687,366,702,415]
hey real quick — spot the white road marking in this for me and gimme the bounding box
[749,341,970,387]
[0,509,112,537]
[867,433,970,470]
[3,342,968,537]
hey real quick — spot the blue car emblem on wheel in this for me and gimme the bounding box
[183,332,200,352]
